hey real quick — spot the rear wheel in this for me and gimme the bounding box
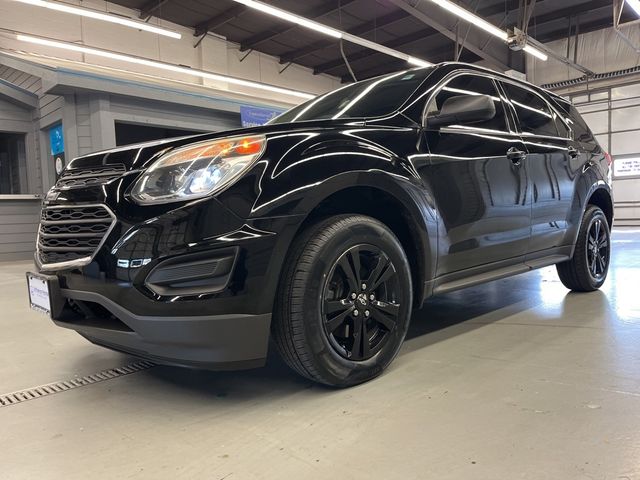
[556,205,610,292]
[272,215,412,387]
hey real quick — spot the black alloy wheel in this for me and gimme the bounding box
[586,216,609,281]
[273,214,413,387]
[322,245,401,361]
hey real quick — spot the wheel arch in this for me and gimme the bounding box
[294,183,435,307]
[587,187,613,228]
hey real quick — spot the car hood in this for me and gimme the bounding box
[65,118,374,172]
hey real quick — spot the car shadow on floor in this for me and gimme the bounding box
[134,274,552,399]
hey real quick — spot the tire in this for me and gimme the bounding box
[556,205,611,292]
[272,214,413,387]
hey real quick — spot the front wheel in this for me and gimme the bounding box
[556,205,610,292]
[272,215,413,387]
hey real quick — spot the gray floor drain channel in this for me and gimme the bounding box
[0,360,155,408]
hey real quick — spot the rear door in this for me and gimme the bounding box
[498,81,577,256]
[421,73,531,277]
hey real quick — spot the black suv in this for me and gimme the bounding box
[27,63,613,387]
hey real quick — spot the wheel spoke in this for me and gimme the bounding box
[363,255,388,289]
[598,238,608,249]
[371,301,399,330]
[597,253,606,274]
[338,247,360,292]
[325,307,353,333]
[351,315,363,360]
[360,320,370,359]
[590,255,598,275]
[348,247,362,287]
[324,299,351,315]
[364,253,396,292]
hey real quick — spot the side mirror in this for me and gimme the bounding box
[427,94,496,129]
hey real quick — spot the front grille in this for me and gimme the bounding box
[37,205,115,267]
[56,164,126,188]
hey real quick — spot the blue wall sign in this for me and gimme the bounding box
[240,105,284,128]
[49,124,64,156]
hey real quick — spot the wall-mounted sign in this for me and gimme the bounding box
[49,124,65,178]
[614,157,640,178]
[240,105,284,128]
[49,124,64,156]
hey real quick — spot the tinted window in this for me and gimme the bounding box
[566,104,596,144]
[501,82,563,137]
[426,74,508,131]
[271,68,433,123]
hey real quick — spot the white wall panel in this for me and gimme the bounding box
[580,111,609,134]
[611,105,640,131]
[611,131,640,156]
[595,134,609,153]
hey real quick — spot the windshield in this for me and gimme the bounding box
[270,67,433,124]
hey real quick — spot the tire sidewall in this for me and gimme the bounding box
[300,219,412,386]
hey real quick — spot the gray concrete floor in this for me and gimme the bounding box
[1,229,639,480]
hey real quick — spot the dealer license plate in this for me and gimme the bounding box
[27,273,51,315]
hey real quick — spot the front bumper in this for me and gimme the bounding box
[48,280,271,370]
[34,207,305,369]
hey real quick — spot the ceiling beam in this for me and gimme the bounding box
[386,0,513,71]
[313,28,435,75]
[322,0,610,78]
[279,9,413,65]
[138,0,171,20]
[239,0,358,52]
[535,17,615,43]
[528,0,611,26]
[194,5,247,37]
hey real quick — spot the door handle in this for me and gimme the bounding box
[567,146,579,158]
[506,147,526,165]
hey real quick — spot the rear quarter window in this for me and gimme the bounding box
[567,105,597,146]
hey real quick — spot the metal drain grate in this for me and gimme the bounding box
[0,360,154,408]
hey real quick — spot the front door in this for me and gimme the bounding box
[420,73,532,277]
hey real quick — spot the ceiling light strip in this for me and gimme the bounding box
[427,0,547,61]
[14,0,182,39]
[229,0,433,67]
[15,34,314,99]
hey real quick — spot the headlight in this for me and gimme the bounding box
[130,135,266,205]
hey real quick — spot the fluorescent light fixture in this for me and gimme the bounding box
[523,44,548,61]
[229,0,432,68]
[231,0,343,38]
[625,0,640,16]
[14,0,182,39]
[16,34,314,100]
[342,33,433,67]
[426,0,547,61]
[428,0,507,40]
